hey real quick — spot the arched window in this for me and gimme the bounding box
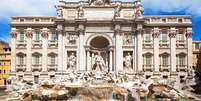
[177,53,186,66]
[16,53,26,65]
[48,53,58,65]
[32,53,42,65]
[143,53,153,65]
[160,53,169,66]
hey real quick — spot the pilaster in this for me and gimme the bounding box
[169,28,177,72]
[153,28,160,72]
[114,24,123,72]
[41,28,49,72]
[11,28,18,72]
[77,24,86,71]
[186,28,193,70]
[136,24,143,72]
[25,28,33,72]
[57,25,63,72]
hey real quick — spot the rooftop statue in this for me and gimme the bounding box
[89,0,111,6]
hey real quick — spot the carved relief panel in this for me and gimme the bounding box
[123,33,134,46]
[66,33,78,46]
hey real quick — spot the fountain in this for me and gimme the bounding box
[6,71,200,101]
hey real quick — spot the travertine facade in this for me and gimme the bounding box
[10,0,192,82]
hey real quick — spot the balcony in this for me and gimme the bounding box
[176,40,186,48]
[159,40,169,48]
[176,65,187,72]
[16,65,26,72]
[47,65,58,72]
[16,41,27,49]
[143,65,154,72]
[32,40,42,49]
[31,65,42,72]
[48,40,58,48]
[143,40,153,48]
[159,65,170,72]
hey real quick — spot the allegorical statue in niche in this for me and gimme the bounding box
[123,52,133,71]
[92,52,106,72]
[67,53,76,70]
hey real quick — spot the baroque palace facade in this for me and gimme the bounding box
[10,0,193,82]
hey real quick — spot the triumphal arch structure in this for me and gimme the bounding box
[10,0,193,81]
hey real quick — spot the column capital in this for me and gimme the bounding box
[152,28,160,38]
[11,28,18,38]
[186,32,192,38]
[169,28,177,38]
[76,24,85,34]
[114,29,123,36]
[56,24,63,33]
[136,28,143,34]
[25,28,34,38]
[41,28,50,38]
[186,28,193,38]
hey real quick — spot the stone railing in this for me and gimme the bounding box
[47,65,58,72]
[144,16,192,24]
[176,65,187,72]
[16,65,26,72]
[143,65,154,72]
[159,65,170,72]
[32,65,42,72]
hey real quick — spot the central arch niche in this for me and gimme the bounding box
[90,36,109,49]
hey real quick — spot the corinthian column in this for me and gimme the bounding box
[57,25,63,72]
[41,28,49,72]
[136,24,143,72]
[115,24,123,72]
[186,28,193,71]
[25,28,33,72]
[169,28,177,72]
[11,28,18,72]
[78,24,86,71]
[153,28,160,72]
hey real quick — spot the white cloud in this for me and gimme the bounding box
[142,0,201,16]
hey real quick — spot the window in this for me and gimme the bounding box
[19,32,25,42]
[18,55,24,65]
[161,55,169,66]
[34,31,41,41]
[48,54,57,65]
[144,32,152,42]
[144,54,152,65]
[32,53,41,65]
[195,43,199,50]
[177,55,185,66]
[49,31,58,42]
[161,32,168,42]
[177,33,184,41]
[162,19,166,23]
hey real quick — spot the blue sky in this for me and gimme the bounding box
[0,0,201,43]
